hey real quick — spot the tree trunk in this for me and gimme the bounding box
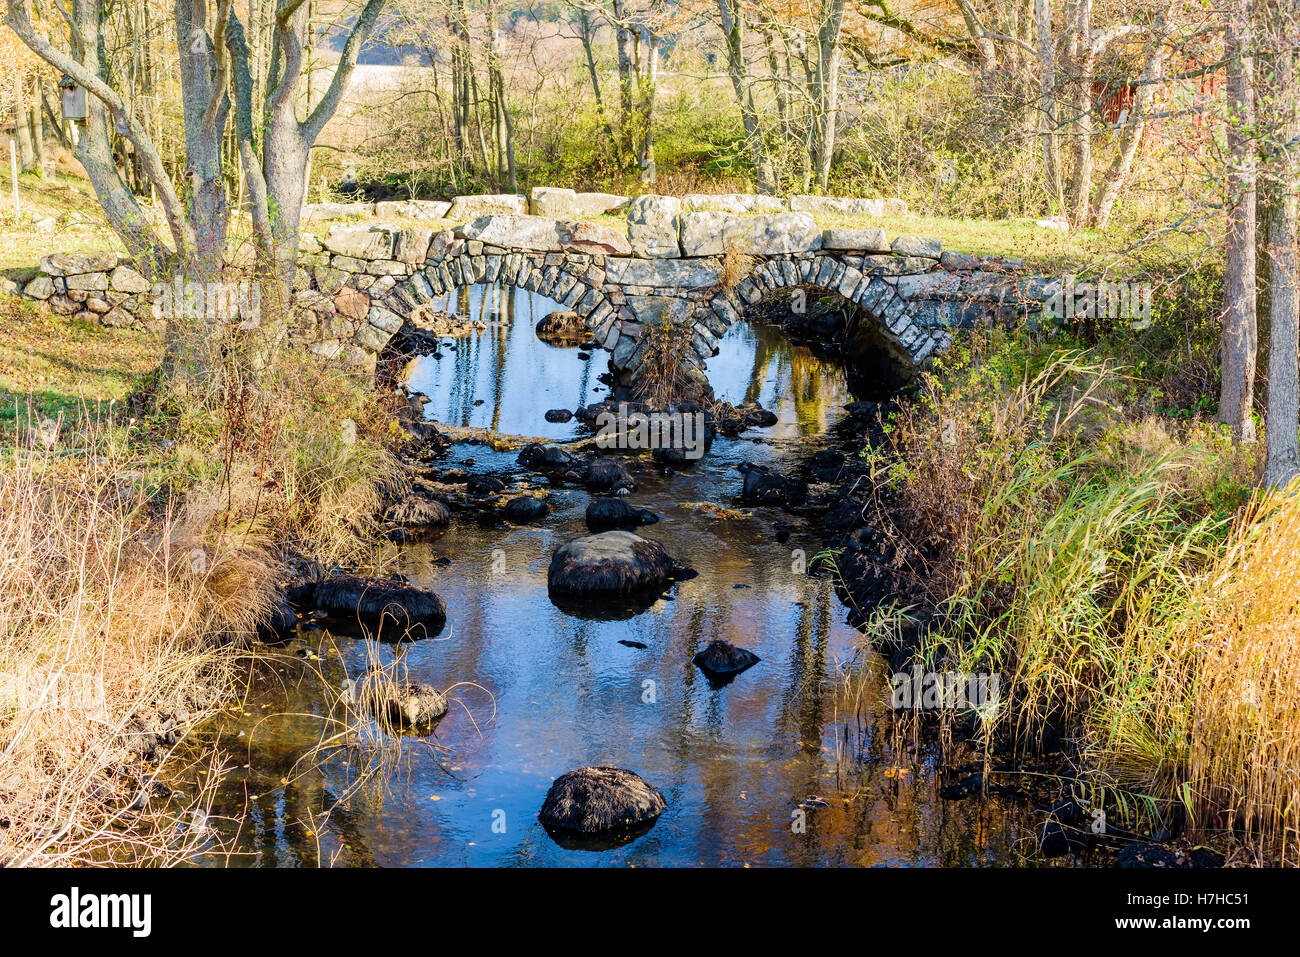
[14,78,35,172]
[1036,0,1061,211]
[716,0,775,193]
[811,0,846,192]
[1259,3,1300,487]
[1219,0,1257,443]
[1066,0,1093,225]
[578,11,619,161]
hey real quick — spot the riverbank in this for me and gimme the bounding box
[0,308,403,864]
[808,328,1296,866]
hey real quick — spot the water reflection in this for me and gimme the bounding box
[197,283,1038,867]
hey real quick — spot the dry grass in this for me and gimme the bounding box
[1090,492,1300,858]
[0,424,272,865]
[0,308,404,865]
[864,333,1300,857]
[719,237,756,292]
[630,316,697,406]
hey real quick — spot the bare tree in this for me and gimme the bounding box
[5,0,386,290]
[1219,0,1257,443]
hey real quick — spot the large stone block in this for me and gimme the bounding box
[38,251,122,275]
[790,195,908,217]
[22,275,55,299]
[626,194,681,227]
[626,195,681,259]
[681,193,787,214]
[65,271,109,291]
[605,257,720,289]
[460,214,563,252]
[627,223,680,258]
[323,224,397,260]
[301,202,376,222]
[446,193,528,219]
[891,235,943,259]
[558,221,632,256]
[733,213,822,255]
[530,186,577,217]
[626,295,693,325]
[678,211,745,257]
[574,192,630,217]
[375,199,451,220]
[821,227,890,252]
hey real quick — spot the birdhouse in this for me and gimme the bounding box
[58,75,86,122]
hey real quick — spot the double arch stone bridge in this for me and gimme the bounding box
[293,204,1054,396]
[15,193,1058,396]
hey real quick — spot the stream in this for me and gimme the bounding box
[196,282,1044,867]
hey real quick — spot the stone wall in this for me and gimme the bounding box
[8,190,1059,393]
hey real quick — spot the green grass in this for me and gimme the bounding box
[0,297,160,433]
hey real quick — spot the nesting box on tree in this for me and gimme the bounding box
[58,75,86,122]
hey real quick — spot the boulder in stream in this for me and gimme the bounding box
[310,575,447,636]
[547,531,674,598]
[585,497,659,531]
[737,462,808,507]
[504,495,549,523]
[584,456,634,491]
[692,639,761,678]
[538,766,666,834]
[518,443,576,471]
[535,310,587,343]
[347,678,448,728]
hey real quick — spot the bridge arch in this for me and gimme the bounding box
[370,249,625,364]
[705,254,949,377]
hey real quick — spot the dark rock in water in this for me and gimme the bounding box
[259,590,299,638]
[518,443,575,471]
[350,678,448,728]
[385,494,450,527]
[652,446,702,467]
[466,475,506,496]
[548,531,674,598]
[737,462,808,507]
[584,456,633,490]
[535,310,586,342]
[844,400,880,421]
[504,495,549,523]
[544,408,573,423]
[822,496,865,530]
[619,640,648,649]
[1115,843,1224,868]
[585,496,658,531]
[538,766,666,834]
[577,352,591,360]
[746,408,778,428]
[311,575,447,635]
[692,639,761,677]
[811,448,846,468]
[810,448,848,482]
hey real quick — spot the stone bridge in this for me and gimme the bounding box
[13,190,1057,396]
